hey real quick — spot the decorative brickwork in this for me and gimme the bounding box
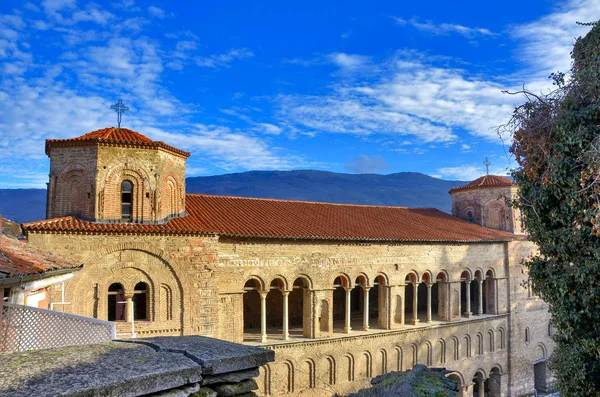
[46,128,187,223]
[450,178,524,234]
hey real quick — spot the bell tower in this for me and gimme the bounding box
[45,127,190,224]
[449,175,524,234]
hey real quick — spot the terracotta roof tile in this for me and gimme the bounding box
[23,194,519,242]
[0,235,81,278]
[45,127,190,157]
[449,175,515,194]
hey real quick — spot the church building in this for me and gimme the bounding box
[23,127,554,396]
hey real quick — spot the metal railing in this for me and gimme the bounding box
[0,303,115,352]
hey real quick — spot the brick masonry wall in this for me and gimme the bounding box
[95,146,186,222]
[451,186,524,234]
[47,144,186,223]
[47,146,98,220]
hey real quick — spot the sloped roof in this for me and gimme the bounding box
[0,235,81,279]
[45,127,190,157]
[449,175,515,194]
[23,194,518,242]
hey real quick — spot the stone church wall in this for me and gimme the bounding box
[452,186,524,234]
[26,232,553,396]
[27,232,220,337]
[259,316,509,396]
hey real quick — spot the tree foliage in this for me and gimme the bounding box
[506,21,600,396]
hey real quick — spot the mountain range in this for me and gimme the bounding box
[0,170,466,223]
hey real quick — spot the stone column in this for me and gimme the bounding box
[362,287,371,331]
[478,279,484,315]
[344,287,352,333]
[411,283,419,325]
[282,291,290,340]
[477,378,485,397]
[259,292,267,343]
[464,281,472,318]
[124,294,134,322]
[426,283,433,323]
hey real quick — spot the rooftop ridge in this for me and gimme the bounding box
[185,192,421,210]
[22,194,519,242]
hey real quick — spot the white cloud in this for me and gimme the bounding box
[0,3,277,183]
[511,0,600,77]
[255,123,283,135]
[41,0,76,13]
[393,17,495,38]
[196,48,254,68]
[437,164,509,181]
[146,124,307,171]
[147,6,166,19]
[277,51,519,143]
[345,155,390,174]
[327,52,370,69]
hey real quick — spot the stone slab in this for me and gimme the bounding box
[202,368,259,385]
[0,341,203,397]
[131,336,274,375]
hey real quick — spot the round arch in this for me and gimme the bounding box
[292,274,313,290]
[436,270,449,282]
[460,269,473,282]
[268,275,289,291]
[354,273,370,287]
[74,243,188,333]
[332,273,352,288]
[405,270,419,284]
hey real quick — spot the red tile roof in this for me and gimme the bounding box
[23,194,518,242]
[449,175,515,194]
[0,235,81,278]
[45,127,190,158]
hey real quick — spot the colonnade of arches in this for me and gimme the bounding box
[449,366,503,397]
[242,268,498,343]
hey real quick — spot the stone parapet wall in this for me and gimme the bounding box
[258,315,509,396]
[0,336,273,397]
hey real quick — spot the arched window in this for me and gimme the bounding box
[466,210,474,223]
[133,282,148,320]
[121,180,133,222]
[525,327,530,344]
[108,283,125,321]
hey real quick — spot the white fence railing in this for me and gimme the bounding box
[0,303,115,352]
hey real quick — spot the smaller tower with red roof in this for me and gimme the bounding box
[45,127,190,224]
[449,175,524,234]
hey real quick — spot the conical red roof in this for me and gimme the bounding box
[45,127,190,157]
[449,175,515,194]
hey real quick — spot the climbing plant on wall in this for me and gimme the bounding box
[505,21,600,396]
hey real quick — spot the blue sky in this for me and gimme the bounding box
[0,0,596,188]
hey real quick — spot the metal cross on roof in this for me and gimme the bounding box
[110,99,129,129]
[484,157,491,175]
